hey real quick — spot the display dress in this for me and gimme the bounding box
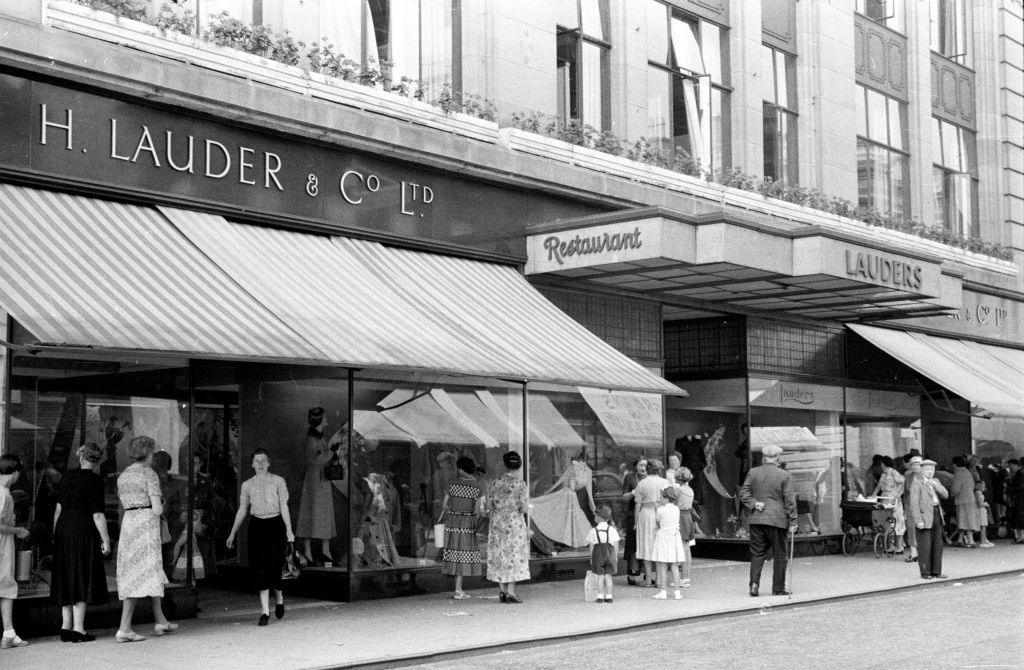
[296,429,336,540]
[356,474,400,568]
[529,460,595,548]
[441,476,483,576]
[650,503,686,564]
[876,469,907,536]
[485,472,530,583]
[116,463,168,599]
[632,474,669,561]
[0,486,16,599]
[52,468,110,606]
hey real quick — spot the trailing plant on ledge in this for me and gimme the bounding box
[432,83,496,121]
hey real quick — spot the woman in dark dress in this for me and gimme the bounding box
[441,457,483,599]
[52,443,111,642]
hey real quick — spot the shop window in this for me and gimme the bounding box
[930,0,971,66]
[748,378,844,538]
[666,378,749,539]
[844,387,921,501]
[646,0,730,172]
[528,385,663,560]
[855,85,910,220]
[932,117,978,238]
[856,0,905,33]
[556,0,611,131]
[7,345,193,596]
[762,45,798,186]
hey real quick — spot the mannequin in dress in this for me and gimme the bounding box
[295,408,337,565]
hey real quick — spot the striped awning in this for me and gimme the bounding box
[164,208,681,393]
[0,184,678,393]
[0,184,323,361]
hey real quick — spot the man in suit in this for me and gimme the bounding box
[906,459,949,579]
[739,444,797,596]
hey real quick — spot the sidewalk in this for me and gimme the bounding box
[8,543,1024,670]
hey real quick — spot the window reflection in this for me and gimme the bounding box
[555,0,609,130]
[856,85,910,219]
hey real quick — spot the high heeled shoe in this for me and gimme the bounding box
[498,591,507,603]
[1,635,28,649]
[154,622,179,636]
[71,631,96,643]
[60,628,74,642]
[505,594,522,604]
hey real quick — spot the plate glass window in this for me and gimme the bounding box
[855,85,910,220]
[762,45,798,186]
[856,0,905,33]
[932,117,978,237]
[557,0,611,131]
[930,0,971,66]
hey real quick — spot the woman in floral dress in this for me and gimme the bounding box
[485,451,530,604]
[872,456,906,553]
[441,456,483,598]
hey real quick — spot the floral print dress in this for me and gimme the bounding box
[485,472,531,583]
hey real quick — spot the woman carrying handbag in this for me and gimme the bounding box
[226,448,295,626]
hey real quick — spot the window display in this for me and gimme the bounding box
[749,378,843,537]
[845,387,921,497]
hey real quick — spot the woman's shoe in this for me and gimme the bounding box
[505,594,522,604]
[60,628,74,642]
[681,579,692,588]
[71,631,96,643]
[653,590,667,600]
[498,591,507,603]
[674,590,682,600]
[0,635,27,649]
[154,622,179,636]
[626,576,639,586]
[257,614,269,627]
[114,630,146,643]
[275,603,285,619]
[453,590,471,600]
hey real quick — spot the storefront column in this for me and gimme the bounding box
[0,312,8,456]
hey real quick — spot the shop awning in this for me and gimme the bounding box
[578,387,663,449]
[0,183,324,361]
[848,324,1024,419]
[163,208,681,394]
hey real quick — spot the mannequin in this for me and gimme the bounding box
[356,473,399,567]
[529,449,595,548]
[295,408,337,565]
[675,434,707,504]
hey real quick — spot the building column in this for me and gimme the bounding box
[795,0,857,201]
[0,311,8,456]
[728,0,765,176]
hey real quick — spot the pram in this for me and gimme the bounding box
[840,500,897,558]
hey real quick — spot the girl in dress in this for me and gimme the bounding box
[441,456,483,599]
[673,467,697,589]
[627,459,668,587]
[650,486,685,601]
[0,455,31,649]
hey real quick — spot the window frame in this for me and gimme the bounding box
[855,0,905,34]
[556,0,612,131]
[646,0,730,172]
[855,84,911,220]
[762,45,798,186]
[931,116,978,237]
[929,0,972,67]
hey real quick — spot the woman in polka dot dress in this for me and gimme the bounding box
[441,456,483,598]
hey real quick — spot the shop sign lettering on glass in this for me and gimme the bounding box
[36,103,437,218]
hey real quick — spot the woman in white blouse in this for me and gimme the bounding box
[227,448,295,626]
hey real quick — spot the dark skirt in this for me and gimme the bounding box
[52,510,110,606]
[248,515,286,592]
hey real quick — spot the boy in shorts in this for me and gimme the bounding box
[586,505,621,603]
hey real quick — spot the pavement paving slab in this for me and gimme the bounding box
[6,543,1024,670]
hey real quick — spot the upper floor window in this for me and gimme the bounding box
[646,1,729,173]
[762,45,798,185]
[856,0,905,33]
[855,85,909,220]
[930,0,972,66]
[556,0,611,130]
[932,117,978,237]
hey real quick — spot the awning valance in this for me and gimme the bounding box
[848,324,1024,419]
[0,183,679,394]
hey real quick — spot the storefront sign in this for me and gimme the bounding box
[525,217,692,274]
[891,290,1023,344]
[844,250,924,290]
[750,380,844,412]
[845,388,920,418]
[579,388,663,449]
[0,75,596,255]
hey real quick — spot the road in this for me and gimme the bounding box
[406,574,1024,670]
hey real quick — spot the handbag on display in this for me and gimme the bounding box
[323,453,345,481]
[281,543,301,580]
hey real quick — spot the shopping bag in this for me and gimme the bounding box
[282,543,301,581]
[583,570,599,602]
[434,523,446,549]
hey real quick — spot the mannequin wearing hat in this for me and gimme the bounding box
[296,408,337,565]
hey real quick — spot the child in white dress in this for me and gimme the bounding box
[650,486,685,600]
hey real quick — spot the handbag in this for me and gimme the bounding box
[323,453,344,481]
[282,542,301,580]
[433,522,446,549]
[583,570,599,602]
